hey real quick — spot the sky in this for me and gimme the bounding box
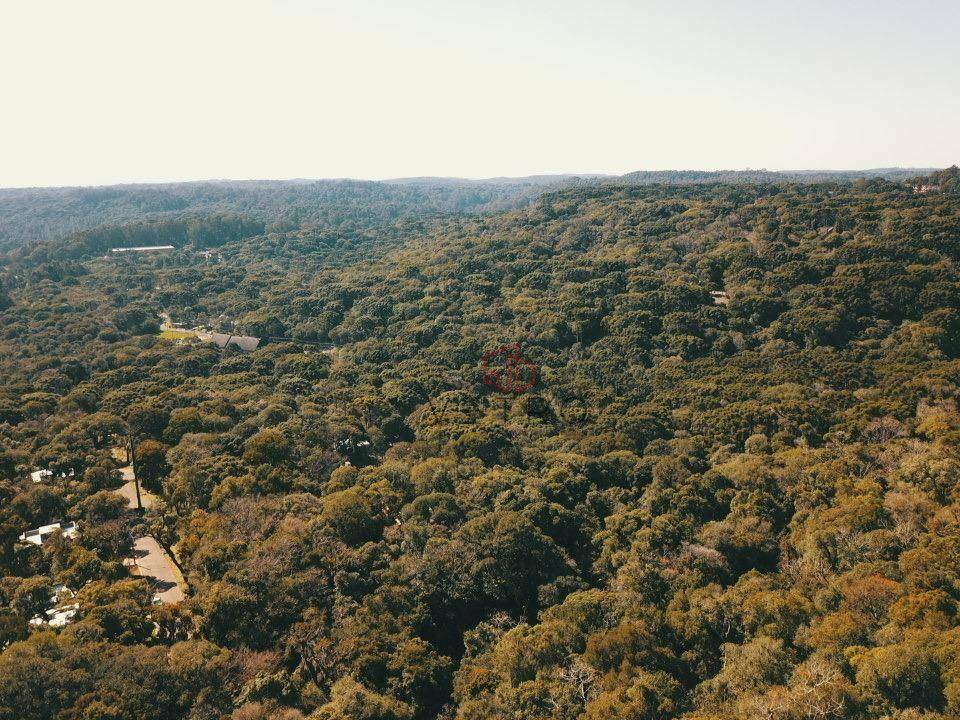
[1,0,957,187]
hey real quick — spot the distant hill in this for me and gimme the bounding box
[386,174,612,185]
[0,179,547,252]
[0,168,950,253]
[616,167,937,184]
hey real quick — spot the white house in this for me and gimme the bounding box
[29,603,79,628]
[48,604,79,627]
[19,521,78,546]
[109,245,175,253]
[29,468,75,483]
[30,469,54,483]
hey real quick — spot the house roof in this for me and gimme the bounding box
[30,469,53,483]
[19,521,78,546]
[30,603,79,628]
[109,245,175,253]
[209,333,260,352]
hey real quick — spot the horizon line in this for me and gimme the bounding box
[0,165,950,192]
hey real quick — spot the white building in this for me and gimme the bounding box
[29,468,74,483]
[48,604,79,627]
[30,469,54,483]
[19,521,78,546]
[29,603,79,628]
[109,245,175,253]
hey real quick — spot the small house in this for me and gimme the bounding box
[19,521,79,546]
[209,333,261,352]
[710,290,730,306]
[30,469,54,484]
[29,468,74,483]
[29,603,79,628]
[109,245,175,254]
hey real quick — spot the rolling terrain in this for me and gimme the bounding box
[0,166,958,720]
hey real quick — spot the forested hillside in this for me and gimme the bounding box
[0,169,931,253]
[617,168,936,185]
[0,167,959,720]
[0,178,565,253]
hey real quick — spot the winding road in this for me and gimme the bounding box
[112,452,187,604]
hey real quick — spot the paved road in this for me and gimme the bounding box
[130,536,185,604]
[111,451,184,604]
[112,454,158,510]
[115,476,157,510]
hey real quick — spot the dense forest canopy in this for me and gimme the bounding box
[0,168,935,252]
[0,178,568,253]
[0,166,959,720]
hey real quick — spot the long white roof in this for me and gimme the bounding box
[109,245,175,252]
[19,521,78,545]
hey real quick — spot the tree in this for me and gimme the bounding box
[320,489,377,545]
[310,677,413,720]
[0,610,28,649]
[134,439,170,492]
[243,429,293,466]
[194,581,264,648]
[73,490,126,524]
[852,642,945,713]
[10,576,52,619]
[126,403,170,439]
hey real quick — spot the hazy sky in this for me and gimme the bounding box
[1,0,957,187]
